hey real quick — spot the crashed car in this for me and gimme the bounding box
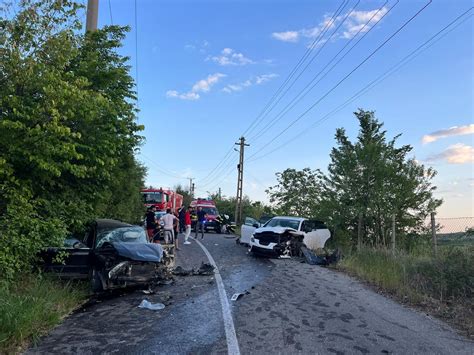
[40,219,174,292]
[249,216,331,257]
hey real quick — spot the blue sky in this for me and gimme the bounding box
[92,0,473,218]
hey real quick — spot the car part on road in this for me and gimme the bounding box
[172,263,215,276]
[300,246,342,266]
[138,299,165,310]
[230,291,250,301]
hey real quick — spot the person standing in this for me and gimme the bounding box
[184,206,192,245]
[161,208,179,249]
[195,206,207,239]
[145,206,157,242]
[178,205,186,233]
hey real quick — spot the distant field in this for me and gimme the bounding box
[437,232,474,247]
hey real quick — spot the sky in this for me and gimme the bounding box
[91,0,473,218]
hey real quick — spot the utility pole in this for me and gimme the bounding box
[234,137,249,225]
[86,0,99,32]
[188,178,194,198]
[218,187,222,200]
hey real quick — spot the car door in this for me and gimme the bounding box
[40,238,91,279]
[301,220,331,250]
[240,217,259,245]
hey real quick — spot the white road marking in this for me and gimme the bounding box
[191,237,241,355]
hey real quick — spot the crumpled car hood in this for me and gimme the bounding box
[254,226,301,235]
[111,242,163,262]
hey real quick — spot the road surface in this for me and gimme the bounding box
[28,232,473,354]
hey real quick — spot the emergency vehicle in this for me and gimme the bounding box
[190,199,220,233]
[141,187,183,212]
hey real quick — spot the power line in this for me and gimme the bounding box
[139,152,189,180]
[247,0,394,144]
[247,7,473,163]
[246,0,362,143]
[108,0,113,24]
[198,155,239,188]
[196,146,235,185]
[240,0,348,139]
[199,1,348,187]
[134,0,139,94]
[247,0,433,161]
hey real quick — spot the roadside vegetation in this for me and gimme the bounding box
[340,245,473,337]
[0,274,88,354]
[1,1,144,351]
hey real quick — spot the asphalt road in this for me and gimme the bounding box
[28,232,473,354]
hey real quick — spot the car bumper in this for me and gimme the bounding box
[249,239,284,255]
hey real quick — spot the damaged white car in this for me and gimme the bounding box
[249,217,331,257]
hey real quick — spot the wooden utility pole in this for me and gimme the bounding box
[391,214,396,254]
[431,212,437,257]
[86,0,99,32]
[234,137,249,225]
[357,213,363,251]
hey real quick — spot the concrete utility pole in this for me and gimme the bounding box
[234,137,249,225]
[86,0,99,32]
[218,187,222,200]
[188,178,194,198]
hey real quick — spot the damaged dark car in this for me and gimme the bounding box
[40,219,174,292]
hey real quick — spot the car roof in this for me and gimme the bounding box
[271,216,306,222]
[95,219,132,231]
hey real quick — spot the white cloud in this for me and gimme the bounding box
[426,143,474,164]
[255,73,278,85]
[166,90,200,101]
[222,73,278,94]
[209,48,254,66]
[166,73,225,101]
[342,7,388,39]
[422,124,474,144]
[271,31,299,42]
[272,6,388,43]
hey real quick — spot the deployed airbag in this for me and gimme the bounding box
[112,242,163,262]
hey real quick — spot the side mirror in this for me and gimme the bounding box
[73,241,82,249]
[252,223,259,228]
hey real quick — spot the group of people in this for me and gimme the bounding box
[145,205,208,250]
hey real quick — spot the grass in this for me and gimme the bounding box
[339,246,474,337]
[0,274,88,354]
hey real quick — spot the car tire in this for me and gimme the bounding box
[91,269,104,293]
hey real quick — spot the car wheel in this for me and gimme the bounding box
[91,269,104,293]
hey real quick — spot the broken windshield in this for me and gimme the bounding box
[264,218,300,230]
[96,226,148,248]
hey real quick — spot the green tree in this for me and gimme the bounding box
[320,109,441,248]
[174,184,192,207]
[266,168,323,217]
[0,0,145,282]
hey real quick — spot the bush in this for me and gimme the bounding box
[0,274,87,353]
[341,246,474,303]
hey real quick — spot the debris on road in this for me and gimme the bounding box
[230,290,250,301]
[300,246,342,266]
[138,300,165,310]
[172,263,214,276]
[142,288,155,295]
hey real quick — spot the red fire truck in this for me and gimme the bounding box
[141,187,183,212]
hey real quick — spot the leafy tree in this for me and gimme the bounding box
[0,0,145,282]
[320,109,441,248]
[266,168,323,217]
[174,184,192,207]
